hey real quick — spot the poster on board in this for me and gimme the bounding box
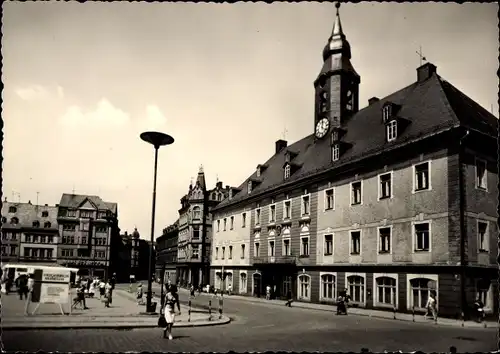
[37,268,71,304]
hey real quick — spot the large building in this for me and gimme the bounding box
[1,200,59,265]
[210,5,498,319]
[56,193,118,279]
[155,220,179,284]
[176,166,232,288]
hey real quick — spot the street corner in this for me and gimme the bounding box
[174,314,231,328]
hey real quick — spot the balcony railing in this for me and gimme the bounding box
[253,255,297,265]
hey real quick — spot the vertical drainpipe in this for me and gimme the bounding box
[459,129,469,320]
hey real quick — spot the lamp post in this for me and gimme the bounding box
[140,131,174,313]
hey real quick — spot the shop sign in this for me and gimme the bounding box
[59,260,106,267]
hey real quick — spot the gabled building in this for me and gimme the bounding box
[210,4,498,319]
[177,166,232,288]
[1,200,59,265]
[56,193,118,279]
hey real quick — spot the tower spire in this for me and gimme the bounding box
[331,2,343,37]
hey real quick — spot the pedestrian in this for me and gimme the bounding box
[111,273,117,290]
[285,290,293,307]
[163,284,181,340]
[99,279,106,300]
[136,283,144,305]
[190,284,195,298]
[89,280,96,298]
[16,274,28,300]
[105,280,113,307]
[266,285,271,300]
[425,290,438,322]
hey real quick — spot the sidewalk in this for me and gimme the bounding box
[1,289,230,330]
[175,287,496,329]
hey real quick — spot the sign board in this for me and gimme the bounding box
[38,268,71,304]
[59,260,106,267]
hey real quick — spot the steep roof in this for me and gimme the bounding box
[1,202,59,230]
[59,193,117,214]
[214,70,497,211]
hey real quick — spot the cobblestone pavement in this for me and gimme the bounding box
[3,286,496,352]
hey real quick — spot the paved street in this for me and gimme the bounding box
[3,284,496,352]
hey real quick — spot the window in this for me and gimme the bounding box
[192,226,200,240]
[300,237,309,256]
[98,211,107,219]
[478,221,489,252]
[41,211,49,217]
[48,236,54,244]
[301,195,310,216]
[240,273,247,293]
[33,235,39,243]
[379,173,392,199]
[387,120,397,141]
[324,188,334,210]
[383,105,392,122]
[41,236,46,244]
[414,162,430,191]
[63,224,76,231]
[247,181,252,194]
[283,200,291,219]
[376,276,396,306]
[347,275,365,303]
[217,220,220,232]
[1,246,6,255]
[192,245,199,259]
[80,210,93,218]
[44,222,51,228]
[229,246,233,259]
[242,213,246,228]
[254,242,260,257]
[193,207,201,220]
[32,221,40,228]
[351,181,362,205]
[320,274,336,300]
[8,206,17,213]
[410,278,436,310]
[414,222,430,251]
[10,217,19,224]
[255,208,261,225]
[67,210,76,217]
[1,217,6,223]
[221,247,225,259]
[298,275,310,300]
[82,237,87,245]
[475,279,492,310]
[332,144,340,162]
[215,247,219,260]
[378,227,391,253]
[256,167,261,178]
[223,218,227,231]
[350,231,361,255]
[269,205,276,223]
[284,165,291,179]
[476,158,487,190]
[241,244,245,259]
[268,241,275,257]
[283,239,291,256]
[324,234,333,255]
[10,245,17,256]
[230,216,234,230]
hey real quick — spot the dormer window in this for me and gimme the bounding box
[387,120,398,142]
[8,206,16,213]
[284,164,291,179]
[33,220,40,228]
[10,217,19,224]
[256,167,261,178]
[382,105,392,123]
[332,144,340,161]
[42,211,49,217]
[247,181,253,194]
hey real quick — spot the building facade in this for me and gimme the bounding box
[210,5,498,319]
[177,166,230,288]
[155,221,179,284]
[1,201,58,265]
[56,193,118,279]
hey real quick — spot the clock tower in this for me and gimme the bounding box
[314,2,360,138]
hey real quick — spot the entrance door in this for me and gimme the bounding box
[283,275,292,299]
[253,273,262,297]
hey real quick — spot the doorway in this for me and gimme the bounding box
[253,273,262,297]
[282,275,292,299]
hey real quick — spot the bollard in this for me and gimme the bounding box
[208,299,212,321]
[219,296,223,319]
[393,306,396,320]
[461,312,465,327]
[412,306,415,322]
[188,300,191,322]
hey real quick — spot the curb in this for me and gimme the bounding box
[1,315,231,331]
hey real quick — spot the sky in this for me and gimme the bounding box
[2,2,498,239]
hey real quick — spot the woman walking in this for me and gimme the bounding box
[163,284,181,340]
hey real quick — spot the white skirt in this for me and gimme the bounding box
[165,309,176,324]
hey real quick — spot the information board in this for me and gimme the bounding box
[38,268,71,304]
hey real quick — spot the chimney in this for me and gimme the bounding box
[55,204,59,207]
[28,200,32,204]
[368,97,380,106]
[216,181,223,189]
[275,139,288,154]
[44,204,48,206]
[417,62,437,82]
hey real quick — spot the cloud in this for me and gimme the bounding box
[59,98,130,128]
[15,84,64,101]
[140,104,168,131]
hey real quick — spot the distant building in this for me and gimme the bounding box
[156,220,179,284]
[210,5,498,319]
[1,200,58,265]
[176,166,231,288]
[56,193,118,279]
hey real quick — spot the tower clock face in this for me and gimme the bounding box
[315,118,330,139]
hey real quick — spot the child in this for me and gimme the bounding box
[136,283,144,305]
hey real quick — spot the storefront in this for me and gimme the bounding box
[57,259,108,280]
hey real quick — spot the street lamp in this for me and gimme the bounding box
[140,131,174,313]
